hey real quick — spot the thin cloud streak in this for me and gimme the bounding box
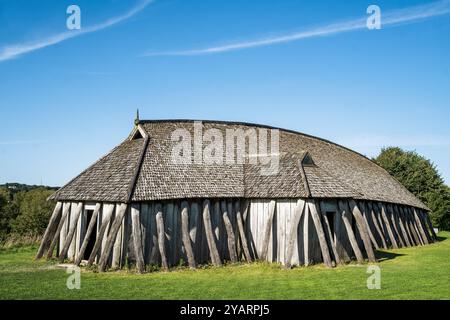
[0,0,153,62]
[144,0,450,56]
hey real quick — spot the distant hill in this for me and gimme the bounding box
[0,183,59,194]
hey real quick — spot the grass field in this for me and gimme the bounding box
[1,232,449,300]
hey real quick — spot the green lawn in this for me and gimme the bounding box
[1,232,449,300]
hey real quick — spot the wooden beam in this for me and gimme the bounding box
[413,208,430,245]
[87,204,115,266]
[402,206,421,246]
[58,202,83,262]
[424,211,437,240]
[98,203,128,272]
[149,203,161,265]
[202,200,222,266]
[338,200,364,263]
[349,200,377,263]
[420,210,435,242]
[131,204,145,273]
[367,202,387,249]
[358,201,380,250]
[74,203,101,266]
[221,200,238,262]
[285,200,306,268]
[236,200,252,263]
[181,201,196,269]
[407,207,425,245]
[319,201,342,265]
[155,203,169,271]
[417,210,433,243]
[46,203,71,259]
[308,200,333,268]
[393,205,412,247]
[399,206,416,246]
[303,203,310,266]
[260,200,276,262]
[387,204,404,248]
[379,203,398,249]
[36,202,63,259]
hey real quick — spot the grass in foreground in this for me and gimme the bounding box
[0,232,449,300]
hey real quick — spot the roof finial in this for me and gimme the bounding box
[135,108,140,125]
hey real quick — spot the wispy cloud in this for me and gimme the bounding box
[0,0,153,62]
[144,0,450,56]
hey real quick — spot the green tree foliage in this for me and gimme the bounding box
[10,188,55,237]
[375,147,450,230]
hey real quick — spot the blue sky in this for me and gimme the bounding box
[0,0,449,187]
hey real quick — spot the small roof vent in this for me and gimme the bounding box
[302,152,315,166]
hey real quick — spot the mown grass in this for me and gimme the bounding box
[1,232,449,300]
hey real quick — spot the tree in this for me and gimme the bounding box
[374,147,450,230]
[10,188,55,237]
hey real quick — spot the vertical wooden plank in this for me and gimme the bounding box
[87,203,115,266]
[221,200,238,262]
[181,201,196,268]
[260,200,276,261]
[149,202,160,265]
[303,203,310,266]
[338,200,364,263]
[139,203,149,263]
[98,203,128,272]
[131,203,145,273]
[155,203,169,271]
[285,199,305,268]
[236,200,252,263]
[203,200,222,266]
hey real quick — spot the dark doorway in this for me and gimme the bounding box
[83,210,97,260]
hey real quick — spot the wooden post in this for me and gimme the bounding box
[399,206,417,246]
[424,211,437,240]
[74,203,101,266]
[338,200,364,263]
[308,200,333,268]
[46,203,71,259]
[367,202,387,249]
[236,200,252,263]
[393,205,411,247]
[379,203,398,249]
[131,204,145,273]
[319,201,342,265]
[407,207,425,245]
[181,201,196,269]
[155,203,169,270]
[98,203,128,272]
[285,200,306,268]
[203,200,222,266]
[358,201,380,250]
[402,207,421,246]
[303,203,310,266]
[417,210,433,243]
[58,202,83,262]
[36,202,63,259]
[413,208,430,245]
[87,204,115,266]
[349,200,377,262]
[221,200,238,263]
[260,200,276,262]
[388,204,404,247]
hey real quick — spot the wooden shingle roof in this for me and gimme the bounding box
[50,120,428,210]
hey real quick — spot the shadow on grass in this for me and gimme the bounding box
[436,236,447,243]
[374,250,405,262]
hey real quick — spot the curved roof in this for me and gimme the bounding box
[50,120,427,210]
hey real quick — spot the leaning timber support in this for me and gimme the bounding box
[338,200,364,263]
[417,210,433,243]
[260,200,276,262]
[407,207,424,245]
[387,204,404,248]
[36,202,63,259]
[131,204,145,273]
[58,202,83,262]
[221,200,238,263]
[87,204,115,266]
[403,207,421,246]
[424,211,437,240]
[379,203,398,249]
[319,201,341,265]
[181,201,196,269]
[413,208,430,245]
[358,201,380,250]
[98,203,128,272]
[285,200,306,268]
[308,200,333,268]
[349,200,377,263]
[368,202,387,249]
[155,203,169,271]
[203,200,222,266]
[393,205,412,247]
[75,203,101,266]
[400,206,417,246]
[46,203,71,259]
[236,200,252,263]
